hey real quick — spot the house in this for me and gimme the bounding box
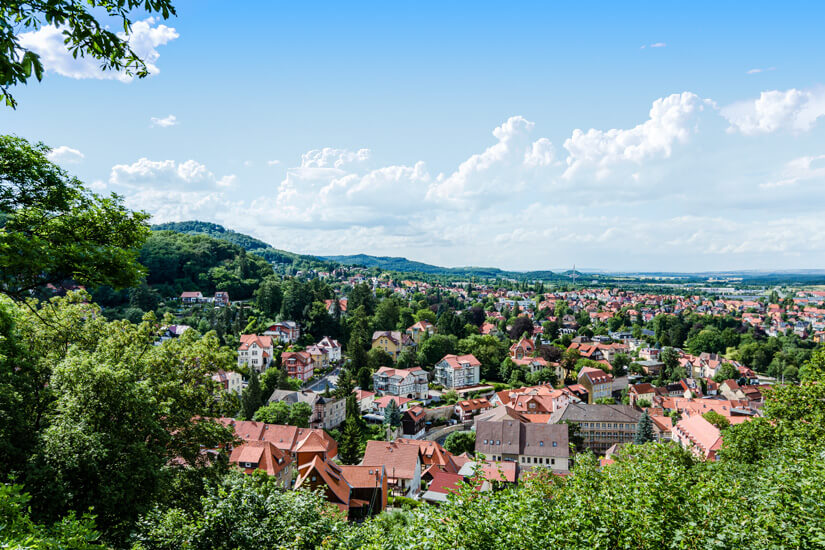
[282,350,314,381]
[218,418,338,468]
[475,420,570,472]
[372,395,411,417]
[354,389,376,413]
[671,415,722,461]
[305,344,328,371]
[628,383,657,406]
[455,398,492,422]
[549,403,641,454]
[361,440,422,497]
[509,338,535,359]
[212,369,244,395]
[268,389,347,430]
[295,456,386,520]
[434,354,481,389]
[213,291,230,306]
[406,320,435,346]
[180,291,203,304]
[394,439,460,479]
[263,321,300,343]
[401,406,426,439]
[420,471,464,504]
[157,324,191,344]
[229,440,291,488]
[373,366,429,399]
[317,336,342,363]
[577,367,614,404]
[371,331,411,360]
[237,334,274,373]
[457,460,518,488]
[324,299,348,316]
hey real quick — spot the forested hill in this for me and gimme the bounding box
[151,221,562,280]
[151,221,335,270]
[323,253,567,281]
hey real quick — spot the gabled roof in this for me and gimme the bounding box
[238,334,273,351]
[229,440,290,476]
[438,354,481,370]
[361,440,420,480]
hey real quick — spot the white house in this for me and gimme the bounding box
[434,354,481,389]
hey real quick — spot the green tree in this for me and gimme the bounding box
[634,411,655,444]
[384,399,402,428]
[443,431,475,455]
[713,363,740,383]
[418,334,458,367]
[253,401,290,424]
[240,371,262,420]
[373,298,400,331]
[132,472,346,550]
[288,402,313,428]
[702,410,730,430]
[0,136,150,300]
[348,283,376,316]
[254,277,282,319]
[338,395,364,465]
[0,1,177,108]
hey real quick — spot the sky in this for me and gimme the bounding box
[3,0,825,272]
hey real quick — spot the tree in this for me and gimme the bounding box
[18,298,235,537]
[560,348,581,380]
[418,334,458,367]
[338,395,363,465]
[384,399,402,428]
[132,472,346,550]
[288,402,313,428]
[458,334,507,381]
[0,1,177,108]
[357,366,373,391]
[0,136,150,300]
[367,348,395,371]
[240,371,262,420]
[443,431,475,455]
[373,299,400,331]
[253,401,290,424]
[634,411,655,444]
[509,316,534,340]
[714,363,740,383]
[348,283,376,316]
[702,410,730,430]
[254,277,282,319]
[441,390,459,405]
[612,353,630,377]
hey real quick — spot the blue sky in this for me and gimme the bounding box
[3,1,825,271]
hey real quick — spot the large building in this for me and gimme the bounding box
[268,389,346,430]
[475,419,570,472]
[577,366,614,404]
[237,334,274,373]
[371,330,411,360]
[549,403,641,454]
[373,366,429,399]
[263,321,301,343]
[281,350,314,382]
[434,354,481,389]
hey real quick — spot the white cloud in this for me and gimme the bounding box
[761,154,825,188]
[46,145,84,163]
[150,114,178,127]
[563,92,708,179]
[267,160,281,166]
[747,67,775,75]
[18,17,178,81]
[721,88,825,135]
[427,116,555,202]
[641,42,666,49]
[300,148,371,169]
[109,158,236,189]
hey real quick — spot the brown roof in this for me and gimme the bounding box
[361,440,420,480]
[229,440,290,477]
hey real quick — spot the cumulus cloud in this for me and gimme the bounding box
[267,160,281,166]
[721,88,825,134]
[46,145,84,164]
[150,114,178,127]
[18,17,178,81]
[563,92,709,179]
[109,158,236,189]
[427,116,556,202]
[641,42,666,49]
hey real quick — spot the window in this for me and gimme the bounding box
[552,441,557,447]
[551,458,555,465]
[484,439,488,444]
[539,441,544,447]
[496,440,500,445]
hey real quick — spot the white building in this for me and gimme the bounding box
[238,334,274,373]
[373,366,429,399]
[434,354,481,389]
